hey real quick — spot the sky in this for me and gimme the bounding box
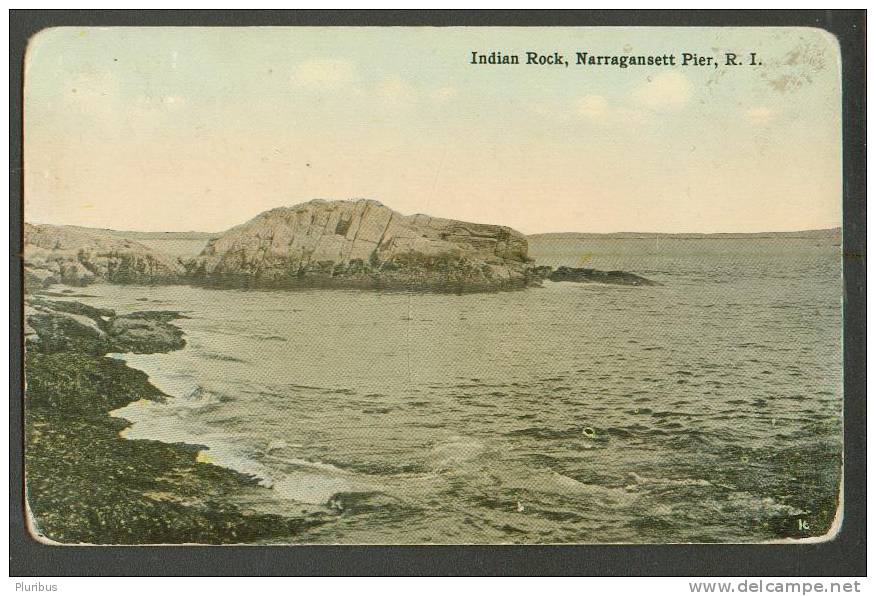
[24,27,841,234]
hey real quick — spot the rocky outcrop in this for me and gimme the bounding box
[24,224,185,290]
[24,300,322,544]
[25,297,186,355]
[544,266,661,287]
[185,199,532,292]
[22,201,661,292]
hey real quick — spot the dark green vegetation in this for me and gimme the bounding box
[24,296,325,544]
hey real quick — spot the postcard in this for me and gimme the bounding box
[22,25,843,545]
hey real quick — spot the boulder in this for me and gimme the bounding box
[186,199,531,291]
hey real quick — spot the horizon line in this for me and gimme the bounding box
[25,220,842,238]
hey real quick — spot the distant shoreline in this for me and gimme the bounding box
[23,199,839,294]
[529,228,841,241]
[26,223,841,242]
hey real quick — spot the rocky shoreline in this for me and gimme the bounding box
[21,199,660,544]
[24,293,327,544]
[25,199,661,293]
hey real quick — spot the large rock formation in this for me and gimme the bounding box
[185,199,532,291]
[24,224,185,289]
[22,201,661,292]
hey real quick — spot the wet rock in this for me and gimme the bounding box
[25,352,323,544]
[27,297,114,320]
[105,311,186,353]
[24,298,186,355]
[548,266,660,286]
[23,294,322,544]
[25,311,108,356]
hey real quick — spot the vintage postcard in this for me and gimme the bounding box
[22,25,843,545]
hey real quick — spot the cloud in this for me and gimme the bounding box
[745,106,777,125]
[631,72,692,111]
[431,86,458,102]
[374,79,458,108]
[574,94,646,126]
[162,95,186,108]
[130,93,187,114]
[576,94,610,119]
[292,58,355,87]
[377,77,418,104]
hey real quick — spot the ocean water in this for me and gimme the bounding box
[68,238,843,543]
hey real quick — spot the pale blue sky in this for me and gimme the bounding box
[25,27,841,233]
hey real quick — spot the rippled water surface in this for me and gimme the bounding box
[74,238,843,543]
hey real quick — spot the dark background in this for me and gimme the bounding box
[8,10,866,577]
